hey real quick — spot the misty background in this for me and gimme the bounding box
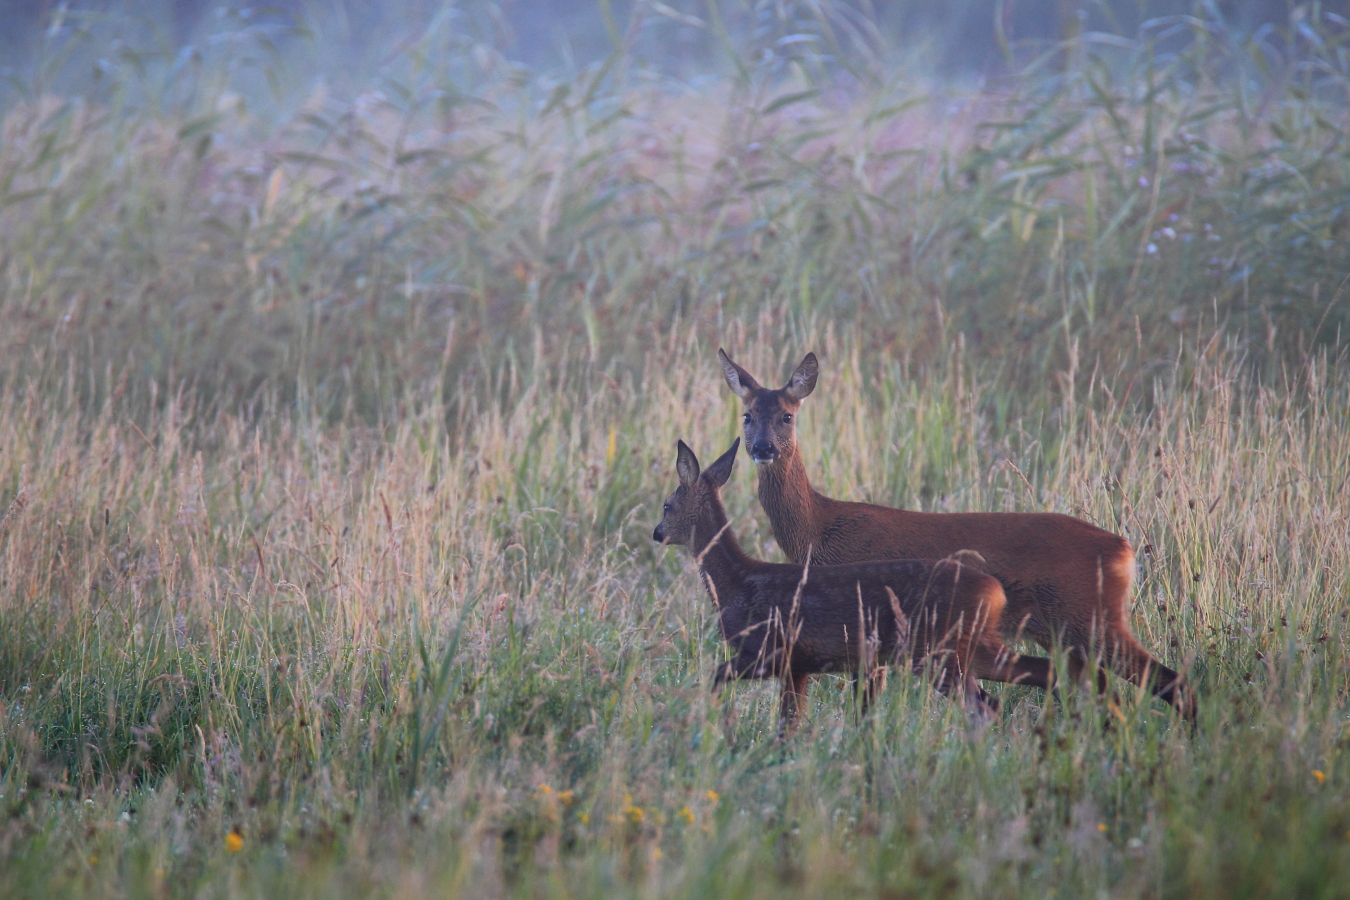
[0,1,1300,114]
[1,0,1343,410]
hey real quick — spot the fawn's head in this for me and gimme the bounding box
[652,439,739,547]
[718,349,818,466]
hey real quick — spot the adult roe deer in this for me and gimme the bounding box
[718,349,1195,720]
[653,438,1021,731]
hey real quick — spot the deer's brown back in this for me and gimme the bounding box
[771,495,1134,647]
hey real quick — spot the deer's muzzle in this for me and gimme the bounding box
[749,442,779,463]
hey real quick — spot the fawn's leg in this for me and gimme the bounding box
[970,641,1052,691]
[928,648,999,720]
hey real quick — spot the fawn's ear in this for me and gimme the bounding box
[718,349,762,402]
[702,438,739,488]
[782,352,819,401]
[676,440,701,486]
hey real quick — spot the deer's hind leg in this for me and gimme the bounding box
[1103,637,1197,720]
[1065,647,1111,696]
[1020,612,1109,699]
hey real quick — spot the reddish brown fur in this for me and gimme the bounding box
[654,438,1020,732]
[719,349,1195,719]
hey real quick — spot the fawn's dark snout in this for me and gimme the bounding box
[652,439,740,547]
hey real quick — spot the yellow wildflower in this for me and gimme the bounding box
[557,790,575,806]
[1097,823,1108,833]
[705,790,720,806]
[679,806,695,825]
[1312,770,1326,785]
[225,829,244,853]
[616,794,645,825]
[536,784,554,797]
[578,811,589,825]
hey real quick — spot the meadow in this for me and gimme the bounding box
[1,3,1349,897]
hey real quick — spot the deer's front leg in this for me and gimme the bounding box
[778,671,811,734]
[851,665,888,717]
[711,659,742,688]
[712,649,777,688]
[713,630,787,687]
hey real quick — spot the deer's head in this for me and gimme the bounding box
[652,439,739,546]
[718,349,818,466]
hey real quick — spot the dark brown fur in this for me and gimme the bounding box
[654,438,1019,731]
[719,349,1195,719]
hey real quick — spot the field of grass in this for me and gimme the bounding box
[2,3,1349,897]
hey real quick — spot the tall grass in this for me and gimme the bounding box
[3,2,1348,412]
[1,3,1349,897]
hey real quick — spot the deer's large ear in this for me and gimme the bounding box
[782,352,818,401]
[703,438,739,488]
[718,349,762,402]
[676,440,701,486]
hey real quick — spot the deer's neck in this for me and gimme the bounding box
[756,446,824,563]
[687,496,755,606]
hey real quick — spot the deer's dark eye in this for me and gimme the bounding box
[742,413,752,424]
[662,504,671,513]
[782,413,793,423]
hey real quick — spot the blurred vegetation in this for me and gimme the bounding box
[0,0,1346,423]
[0,2,1348,898]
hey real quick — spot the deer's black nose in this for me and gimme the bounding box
[750,442,778,462]
[652,524,665,543]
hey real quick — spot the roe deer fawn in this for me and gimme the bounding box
[653,438,1020,732]
[718,349,1195,720]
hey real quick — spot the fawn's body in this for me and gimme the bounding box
[719,350,1195,719]
[654,439,1016,729]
